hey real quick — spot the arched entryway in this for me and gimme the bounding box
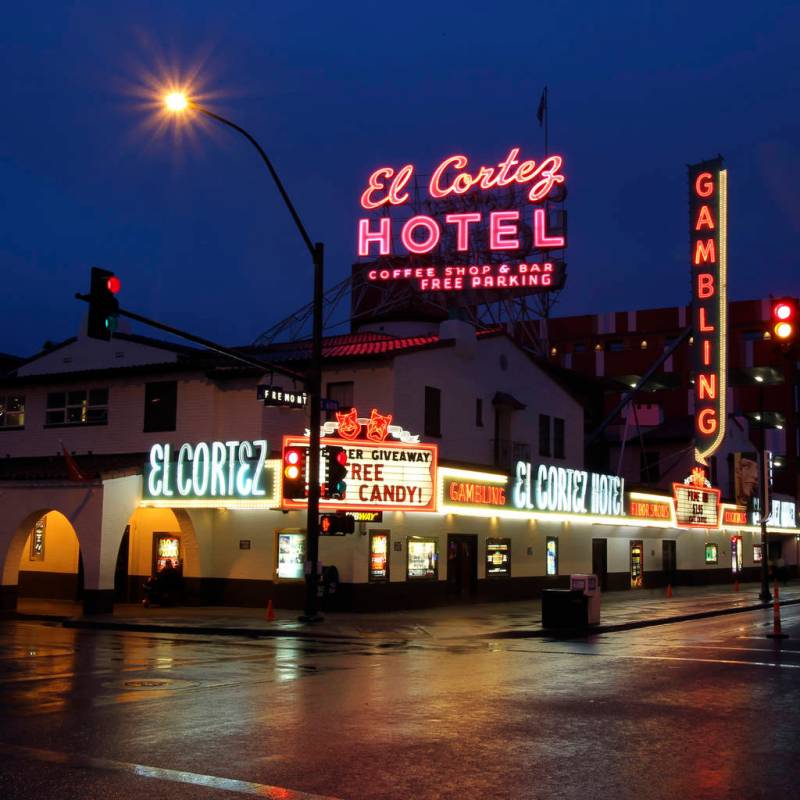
[121,507,202,604]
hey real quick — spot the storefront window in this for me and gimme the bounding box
[369,531,389,582]
[705,543,718,565]
[486,538,511,578]
[546,536,558,576]
[407,537,438,580]
[0,394,25,428]
[276,532,306,580]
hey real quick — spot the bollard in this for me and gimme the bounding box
[766,579,789,640]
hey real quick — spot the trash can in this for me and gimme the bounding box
[541,589,588,629]
[570,574,601,625]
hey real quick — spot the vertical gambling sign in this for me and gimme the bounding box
[688,158,728,463]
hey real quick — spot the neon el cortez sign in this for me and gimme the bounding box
[689,158,728,463]
[357,148,566,292]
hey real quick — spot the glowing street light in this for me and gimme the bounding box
[164,92,189,112]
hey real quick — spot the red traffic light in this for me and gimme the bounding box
[771,298,797,341]
[336,450,348,466]
[106,276,121,294]
[320,516,332,533]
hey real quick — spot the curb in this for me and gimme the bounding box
[487,597,800,639]
[8,595,798,641]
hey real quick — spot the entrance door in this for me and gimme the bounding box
[446,534,478,601]
[662,540,677,585]
[630,541,644,589]
[114,526,130,602]
[592,538,608,591]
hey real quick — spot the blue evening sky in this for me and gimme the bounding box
[1,1,798,356]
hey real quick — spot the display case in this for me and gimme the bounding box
[407,537,438,580]
[486,538,511,578]
[369,531,390,582]
[276,531,306,581]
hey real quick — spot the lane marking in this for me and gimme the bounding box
[2,743,343,800]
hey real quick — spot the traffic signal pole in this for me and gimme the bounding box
[758,382,772,602]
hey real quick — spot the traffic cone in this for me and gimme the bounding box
[734,578,740,592]
[266,599,276,622]
[767,580,789,640]
[666,584,673,599]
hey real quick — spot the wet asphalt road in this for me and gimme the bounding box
[1,607,799,800]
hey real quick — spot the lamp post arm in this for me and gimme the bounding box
[194,105,317,259]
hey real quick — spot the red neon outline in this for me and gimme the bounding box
[698,373,717,400]
[281,435,438,513]
[360,165,413,210]
[533,208,565,248]
[335,408,361,440]
[366,408,392,442]
[697,273,714,299]
[672,481,721,529]
[696,407,718,435]
[445,212,482,251]
[695,205,715,230]
[694,172,714,198]
[400,215,440,254]
[694,239,716,264]
[357,217,391,257]
[489,211,520,250]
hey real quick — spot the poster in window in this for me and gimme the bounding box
[753,544,763,563]
[546,537,558,576]
[486,538,511,578]
[277,532,305,580]
[407,538,437,580]
[704,543,718,565]
[29,517,46,561]
[153,534,180,573]
[369,531,389,582]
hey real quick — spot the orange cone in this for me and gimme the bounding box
[266,599,276,622]
[666,584,673,599]
[767,580,789,640]
[734,578,740,592]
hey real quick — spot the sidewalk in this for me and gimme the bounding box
[11,582,800,641]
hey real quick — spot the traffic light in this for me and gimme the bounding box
[86,267,121,340]
[282,445,307,499]
[324,445,348,500]
[770,298,798,343]
[319,513,355,535]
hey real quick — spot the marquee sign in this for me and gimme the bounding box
[512,462,625,518]
[689,157,728,463]
[672,467,721,528]
[357,147,567,296]
[144,440,276,506]
[282,434,437,513]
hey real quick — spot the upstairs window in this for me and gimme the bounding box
[553,417,565,459]
[326,381,354,421]
[143,381,177,432]
[0,394,25,429]
[608,340,625,352]
[46,389,108,426]
[539,414,551,457]
[424,386,441,437]
[640,451,660,483]
[476,398,483,427]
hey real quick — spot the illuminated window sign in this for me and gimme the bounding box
[546,537,558,576]
[357,147,567,297]
[144,440,274,505]
[407,538,438,580]
[276,532,305,581]
[353,511,383,523]
[688,158,728,462]
[154,534,180,573]
[722,507,748,527]
[486,538,511,578]
[629,499,673,522]
[444,476,507,509]
[751,499,797,529]
[369,531,389,582]
[705,543,718,565]
[512,462,625,518]
[282,435,437,513]
[672,468,721,528]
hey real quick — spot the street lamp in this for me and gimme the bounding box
[164,92,325,623]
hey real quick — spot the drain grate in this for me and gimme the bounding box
[123,679,170,689]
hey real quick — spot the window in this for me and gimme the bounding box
[546,537,558,576]
[0,394,25,428]
[475,398,483,427]
[573,343,586,354]
[424,386,441,437]
[143,381,177,432]
[553,417,565,459]
[753,544,763,563]
[539,414,551,457]
[276,532,305,580]
[608,340,625,352]
[743,330,764,342]
[45,388,108,426]
[640,451,660,482]
[705,543,718,565]
[407,537,438,580]
[326,381,354,420]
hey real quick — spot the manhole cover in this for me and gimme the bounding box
[124,679,169,688]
